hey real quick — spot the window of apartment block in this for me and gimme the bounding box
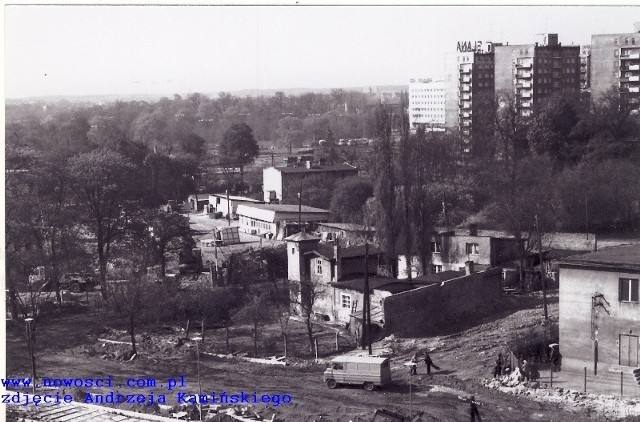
[432,265,443,273]
[466,243,479,255]
[619,278,639,302]
[291,247,295,254]
[316,258,323,275]
[431,241,442,253]
[341,293,352,309]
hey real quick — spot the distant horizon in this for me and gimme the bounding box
[5,83,410,104]
[5,5,640,99]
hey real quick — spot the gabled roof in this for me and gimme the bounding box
[284,231,320,242]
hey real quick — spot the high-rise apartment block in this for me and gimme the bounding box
[408,78,446,132]
[590,23,640,112]
[494,34,580,116]
[444,41,496,151]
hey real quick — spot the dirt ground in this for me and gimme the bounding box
[7,289,620,422]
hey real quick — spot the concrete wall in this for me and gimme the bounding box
[494,45,523,96]
[541,232,597,252]
[590,35,619,101]
[382,268,503,337]
[559,265,640,369]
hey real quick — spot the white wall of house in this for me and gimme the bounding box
[263,167,283,202]
[559,265,640,369]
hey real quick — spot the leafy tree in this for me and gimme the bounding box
[371,104,399,277]
[144,211,192,278]
[219,123,260,184]
[68,149,140,299]
[527,97,582,165]
[556,159,640,231]
[330,176,374,223]
[276,117,305,152]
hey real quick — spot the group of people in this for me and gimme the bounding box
[409,351,441,375]
[493,351,544,382]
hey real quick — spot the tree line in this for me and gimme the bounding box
[322,88,640,280]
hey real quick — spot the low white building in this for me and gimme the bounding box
[409,78,446,132]
[236,203,331,240]
[263,162,358,203]
[208,193,263,218]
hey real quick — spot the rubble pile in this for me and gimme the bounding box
[482,376,640,419]
[158,403,280,421]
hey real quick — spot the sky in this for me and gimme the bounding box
[4,5,640,99]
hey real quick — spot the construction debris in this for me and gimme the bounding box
[482,376,640,419]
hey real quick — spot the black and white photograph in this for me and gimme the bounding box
[4,3,640,421]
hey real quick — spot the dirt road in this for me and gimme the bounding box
[5,292,598,422]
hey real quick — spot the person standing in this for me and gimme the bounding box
[522,359,531,382]
[493,352,503,378]
[469,395,482,422]
[424,351,441,374]
[410,353,418,375]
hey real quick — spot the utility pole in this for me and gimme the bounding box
[25,318,36,394]
[297,177,303,233]
[365,238,372,355]
[585,192,589,240]
[225,170,231,227]
[535,214,548,320]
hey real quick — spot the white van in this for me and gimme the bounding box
[323,355,391,391]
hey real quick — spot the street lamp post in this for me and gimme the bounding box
[25,317,36,394]
[404,361,415,419]
[193,336,203,421]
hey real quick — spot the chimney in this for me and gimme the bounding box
[465,260,475,275]
[469,223,478,236]
[306,160,312,169]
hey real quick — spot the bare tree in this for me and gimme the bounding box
[290,278,327,354]
[233,288,279,357]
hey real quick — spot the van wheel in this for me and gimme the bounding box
[69,283,82,293]
[326,379,337,389]
[363,382,375,391]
